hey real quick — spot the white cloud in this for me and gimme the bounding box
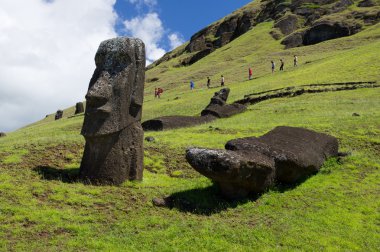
[128,0,157,9]
[168,33,185,50]
[123,12,166,65]
[0,0,117,132]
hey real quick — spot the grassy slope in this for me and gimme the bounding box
[0,16,380,252]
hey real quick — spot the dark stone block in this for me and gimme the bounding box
[142,115,216,131]
[55,110,63,120]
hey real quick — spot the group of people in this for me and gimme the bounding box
[154,87,163,98]
[270,55,298,74]
[155,55,300,97]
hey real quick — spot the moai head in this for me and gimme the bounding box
[81,37,145,137]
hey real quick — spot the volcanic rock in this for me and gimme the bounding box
[225,126,339,183]
[80,37,145,185]
[186,148,275,199]
[142,115,216,131]
[0,132,6,138]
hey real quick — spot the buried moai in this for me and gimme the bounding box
[80,37,145,185]
[55,110,63,120]
[75,102,84,114]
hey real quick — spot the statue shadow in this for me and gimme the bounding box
[166,177,312,215]
[165,184,260,216]
[33,166,80,183]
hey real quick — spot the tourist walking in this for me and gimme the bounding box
[221,75,225,86]
[190,80,195,90]
[207,77,211,88]
[271,61,275,73]
[249,67,253,80]
[294,55,298,67]
[279,59,284,71]
[154,88,158,98]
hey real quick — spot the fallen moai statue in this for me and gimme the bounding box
[142,88,247,131]
[201,88,246,118]
[80,37,145,185]
[186,126,339,199]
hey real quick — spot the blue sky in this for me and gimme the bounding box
[114,0,252,56]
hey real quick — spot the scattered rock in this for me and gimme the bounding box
[75,102,84,114]
[80,37,146,185]
[0,132,6,138]
[152,197,172,207]
[145,136,155,142]
[55,110,63,120]
[352,113,360,116]
[186,126,339,199]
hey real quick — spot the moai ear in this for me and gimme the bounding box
[129,39,145,120]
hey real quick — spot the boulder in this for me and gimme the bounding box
[225,126,339,183]
[0,132,6,138]
[201,88,247,118]
[186,148,275,199]
[358,0,375,7]
[281,31,305,48]
[75,102,84,114]
[80,37,145,185]
[55,110,63,120]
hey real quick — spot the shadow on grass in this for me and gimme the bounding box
[164,184,260,215]
[33,166,80,183]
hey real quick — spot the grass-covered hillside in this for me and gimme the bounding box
[1,0,379,250]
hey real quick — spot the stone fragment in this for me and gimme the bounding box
[75,102,84,114]
[145,136,155,142]
[80,37,145,185]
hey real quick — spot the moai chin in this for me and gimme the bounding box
[80,37,145,185]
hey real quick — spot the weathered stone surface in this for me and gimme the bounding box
[226,126,339,183]
[358,0,376,7]
[80,37,145,185]
[303,20,361,45]
[0,132,6,138]
[274,14,302,35]
[281,31,305,48]
[75,102,84,114]
[201,88,247,118]
[55,110,63,120]
[145,136,155,142]
[142,115,216,131]
[186,126,339,199]
[186,148,275,199]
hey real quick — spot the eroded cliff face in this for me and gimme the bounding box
[148,0,380,69]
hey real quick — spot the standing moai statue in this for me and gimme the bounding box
[80,37,145,185]
[75,102,84,114]
[55,110,63,120]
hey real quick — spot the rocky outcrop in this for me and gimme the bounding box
[274,14,302,35]
[186,126,339,199]
[80,37,145,185]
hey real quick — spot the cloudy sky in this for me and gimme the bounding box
[0,0,251,132]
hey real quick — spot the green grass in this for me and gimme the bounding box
[0,9,380,251]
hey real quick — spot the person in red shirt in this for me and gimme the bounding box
[249,67,253,80]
